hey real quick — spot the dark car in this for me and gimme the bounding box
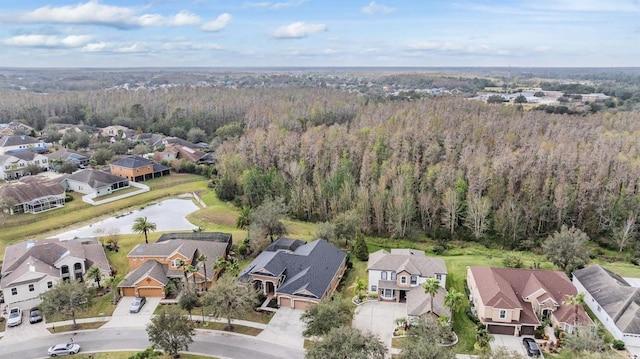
[523,337,541,357]
[129,296,146,313]
[29,307,43,324]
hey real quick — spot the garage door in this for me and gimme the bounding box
[279,297,291,308]
[520,326,535,336]
[138,287,164,297]
[294,300,311,310]
[121,288,136,297]
[488,324,516,335]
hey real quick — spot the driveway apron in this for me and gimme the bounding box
[352,301,407,348]
[102,296,160,329]
[257,307,305,348]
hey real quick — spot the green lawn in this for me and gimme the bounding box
[48,321,107,333]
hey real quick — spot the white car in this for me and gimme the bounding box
[7,307,22,327]
[48,343,81,357]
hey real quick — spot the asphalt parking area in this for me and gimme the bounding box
[352,301,407,347]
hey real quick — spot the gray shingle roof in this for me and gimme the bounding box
[407,286,450,318]
[47,148,90,163]
[0,135,40,147]
[65,169,127,189]
[110,155,154,168]
[239,239,347,300]
[367,249,447,276]
[574,265,640,334]
[0,177,65,204]
[119,260,169,288]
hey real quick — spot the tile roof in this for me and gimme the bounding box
[574,265,640,334]
[368,249,447,277]
[239,239,347,300]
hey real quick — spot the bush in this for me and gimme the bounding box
[432,245,445,255]
[503,252,524,268]
[466,307,481,325]
[631,258,640,266]
[612,339,625,350]
[65,194,74,202]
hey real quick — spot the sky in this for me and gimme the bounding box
[0,0,638,68]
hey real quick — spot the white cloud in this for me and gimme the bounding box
[4,34,93,47]
[243,1,307,10]
[273,22,327,39]
[525,0,640,12]
[408,41,464,51]
[82,41,149,53]
[201,13,232,32]
[534,45,552,52]
[362,1,395,15]
[17,0,204,28]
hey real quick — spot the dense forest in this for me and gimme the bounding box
[1,80,640,254]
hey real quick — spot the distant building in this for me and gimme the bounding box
[0,135,47,155]
[0,151,49,180]
[109,155,170,182]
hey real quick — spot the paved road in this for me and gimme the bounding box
[0,328,305,359]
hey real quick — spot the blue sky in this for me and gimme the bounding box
[0,0,638,67]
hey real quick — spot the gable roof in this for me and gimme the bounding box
[110,155,154,168]
[574,265,640,334]
[1,238,110,289]
[64,169,128,189]
[407,286,451,318]
[264,237,306,252]
[368,248,447,277]
[47,148,90,163]
[0,135,41,147]
[239,239,347,300]
[119,260,169,288]
[0,177,65,204]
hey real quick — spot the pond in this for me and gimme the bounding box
[50,198,200,241]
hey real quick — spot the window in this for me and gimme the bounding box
[435,274,442,280]
[401,277,407,284]
[384,289,393,298]
[499,310,506,319]
[11,288,17,295]
[29,284,35,292]
[391,272,397,280]
[410,275,417,285]
[381,272,387,280]
[47,281,53,288]
[371,285,377,292]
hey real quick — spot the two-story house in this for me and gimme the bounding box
[573,265,640,347]
[118,232,232,297]
[109,155,170,182]
[467,266,591,336]
[239,238,347,310]
[0,135,47,155]
[367,249,449,321]
[0,151,49,180]
[0,238,110,309]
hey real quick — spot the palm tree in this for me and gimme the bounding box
[563,292,586,333]
[444,288,464,327]
[104,275,122,303]
[197,253,209,291]
[188,265,198,291]
[86,266,103,289]
[132,216,157,244]
[177,258,190,290]
[423,278,441,319]
[353,277,367,300]
[236,206,251,230]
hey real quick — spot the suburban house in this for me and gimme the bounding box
[118,232,232,297]
[99,125,135,141]
[129,133,165,147]
[60,169,130,197]
[109,155,170,182]
[0,176,66,214]
[0,135,47,154]
[0,122,36,137]
[573,265,640,347]
[0,151,49,180]
[153,143,214,165]
[239,238,347,310]
[467,266,591,336]
[47,148,91,167]
[1,238,110,309]
[367,249,449,321]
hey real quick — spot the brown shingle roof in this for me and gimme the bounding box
[0,177,65,204]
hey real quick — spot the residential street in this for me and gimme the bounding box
[0,327,305,359]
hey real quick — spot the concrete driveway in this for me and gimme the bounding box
[102,296,160,329]
[352,301,407,347]
[2,314,49,342]
[491,334,531,357]
[257,307,305,348]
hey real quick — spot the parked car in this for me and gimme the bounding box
[47,343,81,357]
[129,296,146,313]
[523,337,541,357]
[29,307,43,324]
[7,307,22,327]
